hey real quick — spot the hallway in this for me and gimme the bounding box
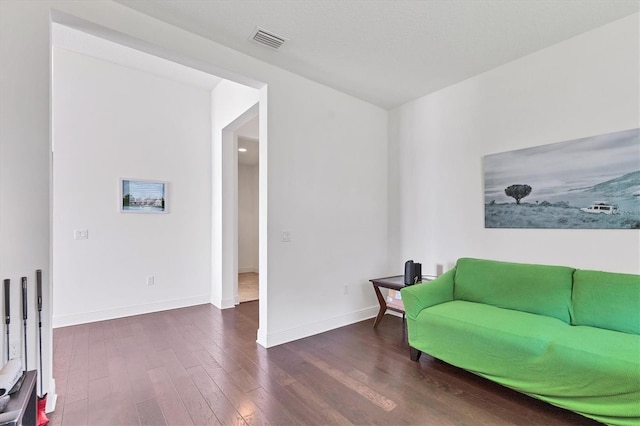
[238,273,258,303]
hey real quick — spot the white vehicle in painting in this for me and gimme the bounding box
[580,202,619,215]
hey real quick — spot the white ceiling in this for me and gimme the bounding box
[115,0,639,109]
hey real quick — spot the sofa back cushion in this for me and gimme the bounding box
[572,270,640,335]
[454,258,574,323]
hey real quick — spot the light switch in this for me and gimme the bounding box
[74,229,88,240]
[281,230,291,242]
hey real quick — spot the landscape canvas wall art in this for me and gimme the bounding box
[484,128,640,229]
[121,179,167,213]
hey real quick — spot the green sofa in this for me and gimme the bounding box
[401,257,640,426]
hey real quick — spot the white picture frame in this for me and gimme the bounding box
[120,178,168,214]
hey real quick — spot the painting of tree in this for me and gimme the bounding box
[483,128,640,229]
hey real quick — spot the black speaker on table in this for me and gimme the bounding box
[404,260,422,285]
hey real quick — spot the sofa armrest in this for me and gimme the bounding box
[401,268,455,320]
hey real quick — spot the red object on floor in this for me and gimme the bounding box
[37,395,49,426]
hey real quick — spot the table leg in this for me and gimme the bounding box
[372,285,387,328]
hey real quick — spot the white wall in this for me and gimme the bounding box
[262,79,388,346]
[52,47,213,326]
[0,0,55,407]
[238,164,259,273]
[389,13,640,275]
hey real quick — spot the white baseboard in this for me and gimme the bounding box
[387,310,404,318]
[257,326,267,347]
[46,378,57,413]
[211,296,236,310]
[259,305,378,348]
[220,297,236,309]
[52,295,210,328]
[238,267,258,274]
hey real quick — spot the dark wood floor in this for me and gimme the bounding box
[49,302,600,425]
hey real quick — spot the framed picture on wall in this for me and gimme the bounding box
[120,178,168,213]
[483,128,639,229]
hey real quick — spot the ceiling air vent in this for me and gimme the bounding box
[250,27,287,50]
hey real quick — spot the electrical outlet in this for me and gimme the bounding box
[281,231,291,242]
[9,341,19,360]
[74,229,88,240]
[343,284,349,295]
[147,276,155,286]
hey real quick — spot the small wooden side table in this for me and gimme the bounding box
[369,275,434,328]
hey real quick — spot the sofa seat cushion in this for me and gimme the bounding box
[412,300,640,425]
[412,300,568,377]
[545,325,640,424]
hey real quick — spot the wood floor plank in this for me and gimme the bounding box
[173,347,202,370]
[186,365,247,426]
[252,379,335,426]
[127,317,146,337]
[245,386,298,425]
[63,367,89,404]
[60,398,88,426]
[252,346,306,388]
[147,366,194,426]
[174,378,221,425]
[227,365,261,394]
[273,352,378,424]
[104,355,142,426]
[200,340,243,374]
[87,378,127,426]
[157,346,220,425]
[136,398,168,426]
[87,339,109,381]
[289,345,397,412]
[86,376,111,403]
[284,380,353,426]
[125,351,157,404]
[196,358,266,423]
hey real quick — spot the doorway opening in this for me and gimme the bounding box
[217,103,260,310]
[237,118,259,303]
